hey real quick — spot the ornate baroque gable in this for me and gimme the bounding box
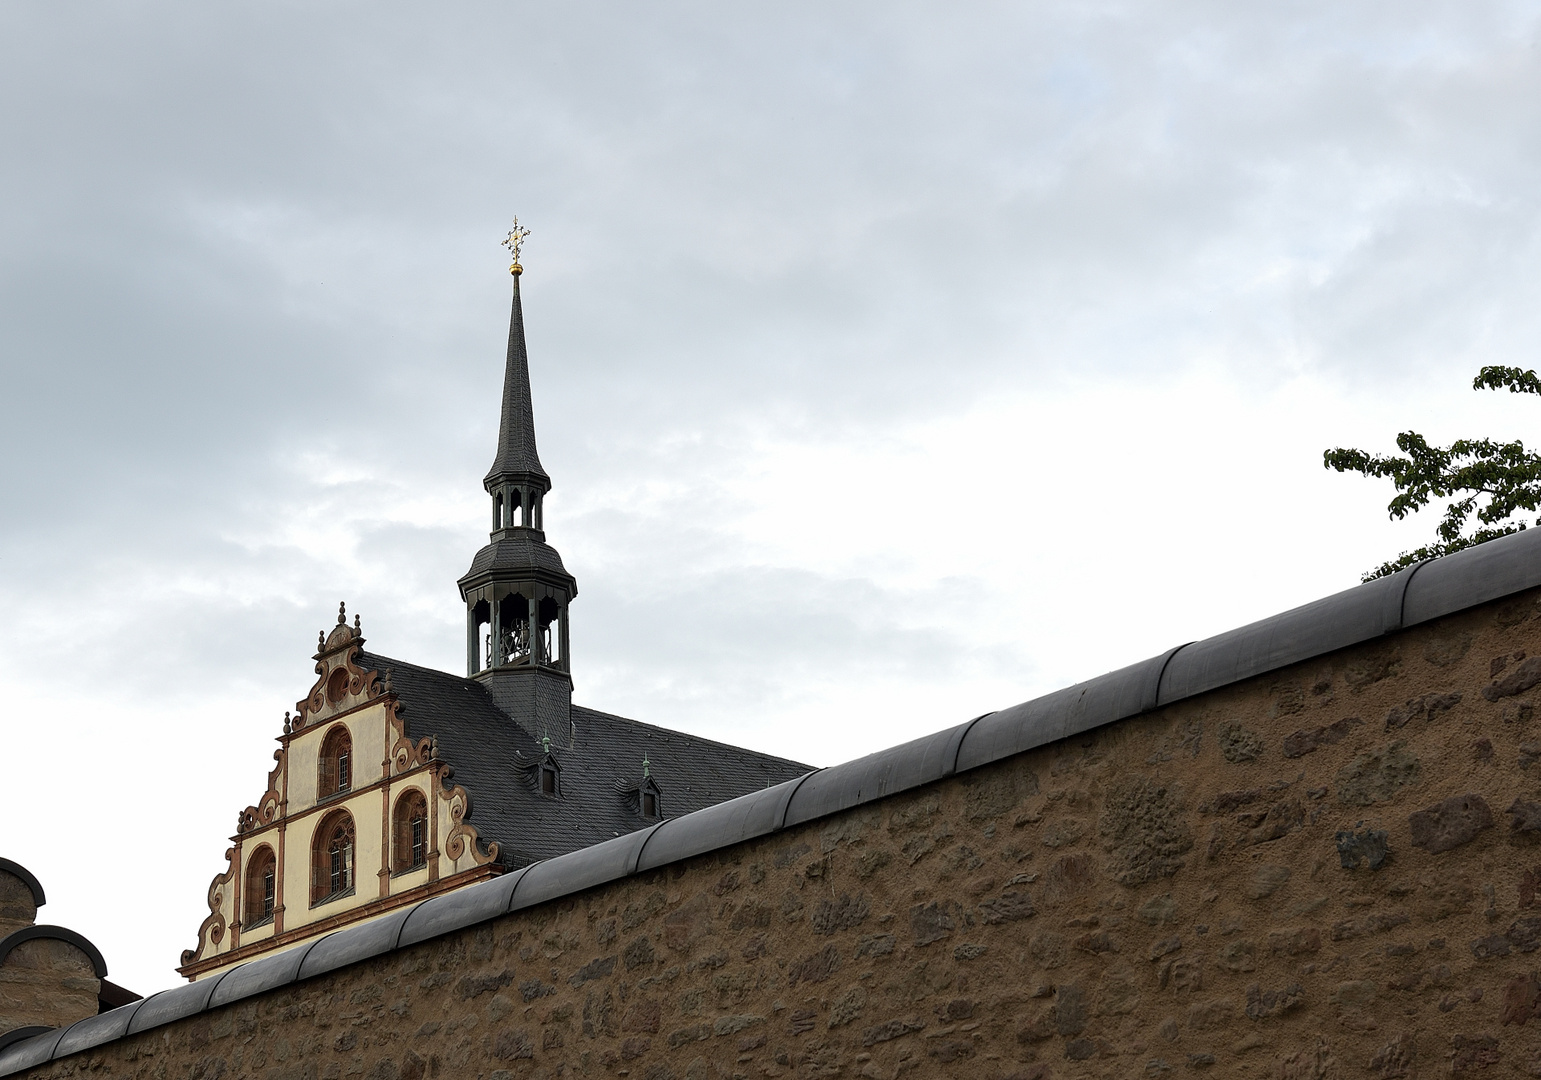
[180,606,500,977]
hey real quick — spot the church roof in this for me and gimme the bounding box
[359,651,811,867]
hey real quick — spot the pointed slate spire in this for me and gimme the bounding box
[485,270,550,488]
[462,228,577,697]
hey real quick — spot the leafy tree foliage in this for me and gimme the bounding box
[1324,366,1541,581]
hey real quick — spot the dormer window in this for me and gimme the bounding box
[517,741,561,796]
[618,757,663,820]
[319,726,352,798]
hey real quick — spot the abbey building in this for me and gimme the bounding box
[177,263,810,980]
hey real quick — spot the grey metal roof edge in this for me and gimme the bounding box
[299,905,417,980]
[0,1027,65,1076]
[0,1031,52,1058]
[207,935,330,1009]
[0,926,107,978]
[9,527,1541,1077]
[510,828,657,911]
[51,996,146,1059]
[123,966,231,1036]
[398,867,531,950]
[0,860,45,908]
[633,773,815,873]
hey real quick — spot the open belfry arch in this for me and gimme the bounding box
[177,229,810,980]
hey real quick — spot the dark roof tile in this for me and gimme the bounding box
[358,652,811,867]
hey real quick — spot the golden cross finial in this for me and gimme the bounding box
[503,217,531,275]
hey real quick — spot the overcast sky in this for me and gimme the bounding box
[4,1,1541,994]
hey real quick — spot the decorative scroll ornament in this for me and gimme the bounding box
[436,763,499,866]
[503,217,530,275]
[182,847,235,966]
[295,608,382,728]
[237,749,285,834]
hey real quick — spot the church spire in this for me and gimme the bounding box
[484,267,549,487]
[459,221,578,727]
[485,219,548,489]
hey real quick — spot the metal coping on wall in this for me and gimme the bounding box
[0,927,107,979]
[0,860,46,909]
[4,525,1540,1076]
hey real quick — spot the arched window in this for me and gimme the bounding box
[310,810,355,905]
[392,789,429,872]
[318,726,352,798]
[244,845,276,927]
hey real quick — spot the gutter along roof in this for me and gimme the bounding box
[6,527,1540,1076]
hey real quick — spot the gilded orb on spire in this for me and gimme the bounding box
[503,217,531,275]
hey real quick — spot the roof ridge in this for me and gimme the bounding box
[568,705,812,771]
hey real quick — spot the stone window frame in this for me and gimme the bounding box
[310,809,356,907]
[242,844,277,928]
[317,724,352,800]
[391,788,429,874]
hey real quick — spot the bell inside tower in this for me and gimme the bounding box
[495,594,531,666]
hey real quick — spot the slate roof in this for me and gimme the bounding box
[459,534,571,581]
[359,651,812,867]
[484,274,548,485]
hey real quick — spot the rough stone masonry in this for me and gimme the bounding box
[19,587,1541,1079]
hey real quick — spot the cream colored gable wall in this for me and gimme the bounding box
[287,732,319,810]
[183,628,502,979]
[285,788,372,926]
[288,700,389,813]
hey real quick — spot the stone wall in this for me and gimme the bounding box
[19,588,1541,1079]
[0,873,100,1036]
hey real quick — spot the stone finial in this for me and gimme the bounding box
[318,629,325,649]
[283,711,292,735]
[353,613,361,635]
[383,668,394,694]
[337,601,347,625]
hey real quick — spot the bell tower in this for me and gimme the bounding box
[457,222,577,739]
